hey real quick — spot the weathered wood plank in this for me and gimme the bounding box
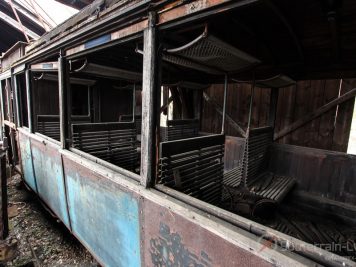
[25,70,33,133]
[140,12,159,188]
[203,92,246,137]
[58,53,68,149]
[274,87,356,140]
[332,79,356,151]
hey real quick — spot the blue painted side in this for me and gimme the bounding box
[31,140,70,228]
[84,34,111,49]
[18,133,37,192]
[64,160,141,267]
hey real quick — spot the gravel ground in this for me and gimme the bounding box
[6,171,98,267]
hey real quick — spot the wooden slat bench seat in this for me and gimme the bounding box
[37,115,60,141]
[249,173,296,202]
[161,119,200,141]
[72,122,137,171]
[158,134,225,204]
[37,115,91,142]
[223,127,296,206]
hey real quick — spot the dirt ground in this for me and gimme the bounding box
[5,171,98,267]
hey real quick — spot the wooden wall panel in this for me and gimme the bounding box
[201,79,355,152]
[269,144,356,205]
[202,83,271,136]
[99,84,132,122]
[31,79,60,135]
[32,79,59,117]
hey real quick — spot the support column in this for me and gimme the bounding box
[140,12,160,188]
[5,79,12,124]
[0,82,4,139]
[58,51,68,149]
[6,78,18,165]
[12,74,21,127]
[25,69,34,133]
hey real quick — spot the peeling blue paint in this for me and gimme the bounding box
[65,167,141,267]
[18,134,37,192]
[31,141,70,227]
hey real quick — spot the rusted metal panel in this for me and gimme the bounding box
[62,156,141,267]
[141,198,273,267]
[17,130,37,192]
[30,138,70,228]
[158,0,258,27]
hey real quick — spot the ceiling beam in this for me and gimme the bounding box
[0,10,40,40]
[3,0,50,31]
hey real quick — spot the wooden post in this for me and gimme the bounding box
[0,150,8,240]
[6,78,18,165]
[0,82,4,140]
[5,79,12,124]
[66,66,72,142]
[25,69,34,133]
[12,74,21,127]
[140,11,160,188]
[58,51,68,149]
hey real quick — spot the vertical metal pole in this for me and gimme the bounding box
[25,69,34,133]
[87,85,91,119]
[165,87,168,125]
[58,51,68,149]
[140,11,160,188]
[242,76,256,187]
[221,74,228,134]
[247,78,255,134]
[269,88,279,128]
[132,83,136,122]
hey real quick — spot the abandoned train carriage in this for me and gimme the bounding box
[1,0,356,266]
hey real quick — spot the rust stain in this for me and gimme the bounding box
[150,222,212,267]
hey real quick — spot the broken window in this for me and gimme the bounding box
[152,14,356,262]
[15,73,28,128]
[1,79,9,122]
[67,40,143,176]
[31,70,60,141]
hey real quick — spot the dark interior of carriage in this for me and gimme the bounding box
[29,41,143,174]
[27,0,356,260]
[155,0,356,260]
